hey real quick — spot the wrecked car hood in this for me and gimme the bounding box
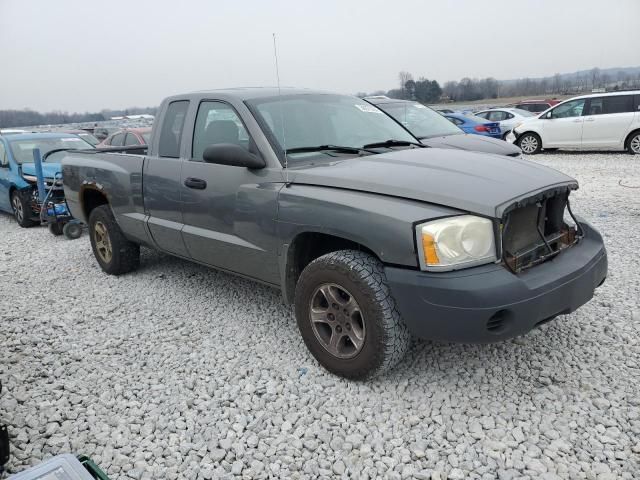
[21,162,63,179]
[288,148,577,218]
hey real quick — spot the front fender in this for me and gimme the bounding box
[276,184,463,299]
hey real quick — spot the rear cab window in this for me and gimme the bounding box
[159,100,189,158]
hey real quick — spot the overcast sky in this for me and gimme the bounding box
[1,0,638,112]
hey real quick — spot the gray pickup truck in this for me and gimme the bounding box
[61,88,607,379]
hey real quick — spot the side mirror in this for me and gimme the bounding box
[544,111,553,119]
[202,144,265,169]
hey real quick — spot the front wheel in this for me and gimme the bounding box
[628,131,640,155]
[11,190,37,228]
[517,132,542,155]
[48,223,64,236]
[89,205,140,275]
[294,250,411,379]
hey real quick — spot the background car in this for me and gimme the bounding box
[507,91,640,154]
[0,132,94,226]
[506,99,561,113]
[365,98,521,156]
[62,129,100,146]
[97,127,151,147]
[474,108,536,139]
[443,112,503,139]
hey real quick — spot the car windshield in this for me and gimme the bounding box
[246,94,417,162]
[9,137,94,163]
[77,133,100,145]
[376,102,462,139]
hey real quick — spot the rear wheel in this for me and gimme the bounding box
[294,250,411,379]
[517,132,542,154]
[628,131,640,155]
[11,190,37,228]
[89,205,140,275]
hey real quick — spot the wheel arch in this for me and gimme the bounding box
[80,185,110,222]
[624,128,640,151]
[281,231,379,304]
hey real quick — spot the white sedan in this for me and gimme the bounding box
[474,108,536,139]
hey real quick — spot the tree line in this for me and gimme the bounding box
[359,66,640,104]
[0,107,157,129]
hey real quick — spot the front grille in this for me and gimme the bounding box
[501,192,579,273]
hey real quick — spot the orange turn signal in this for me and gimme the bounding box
[421,233,440,265]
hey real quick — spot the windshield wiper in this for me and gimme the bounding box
[285,145,376,155]
[363,139,426,149]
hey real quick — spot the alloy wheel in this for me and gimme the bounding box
[11,195,23,223]
[520,135,538,154]
[94,221,113,263]
[630,135,640,154]
[309,283,366,359]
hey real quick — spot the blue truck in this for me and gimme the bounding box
[0,132,93,233]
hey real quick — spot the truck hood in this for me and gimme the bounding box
[421,133,522,156]
[288,148,577,218]
[21,162,62,179]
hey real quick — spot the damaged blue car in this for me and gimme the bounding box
[0,132,94,228]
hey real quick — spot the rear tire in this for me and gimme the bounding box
[627,131,640,155]
[294,250,411,380]
[517,132,542,155]
[88,205,140,275]
[11,190,37,228]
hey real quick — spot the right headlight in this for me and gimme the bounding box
[416,215,497,271]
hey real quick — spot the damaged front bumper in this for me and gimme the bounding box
[385,218,607,343]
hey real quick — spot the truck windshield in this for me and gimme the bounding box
[8,137,94,164]
[376,102,463,139]
[246,94,417,162]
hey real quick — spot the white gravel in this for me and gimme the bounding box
[1,152,639,479]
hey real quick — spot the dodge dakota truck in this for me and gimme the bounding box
[61,88,607,379]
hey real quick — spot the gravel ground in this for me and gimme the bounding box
[1,152,639,479]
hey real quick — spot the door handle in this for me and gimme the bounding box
[572,119,583,123]
[585,117,595,122]
[184,177,207,189]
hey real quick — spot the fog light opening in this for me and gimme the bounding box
[486,310,512,334]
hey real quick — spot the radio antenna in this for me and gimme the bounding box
[272,33,289,184]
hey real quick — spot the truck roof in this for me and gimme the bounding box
[172,87,331,102]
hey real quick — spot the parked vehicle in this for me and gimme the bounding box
[442,112,503,139]
[436,108,455,114]
[474,108,536,139]
[507,91,640,154]
[506,99,561,113]
[366,97,521,156]
[0,133,94,227]
[97,127,151,148]
[62,129,100,146]
[62,88,607,379]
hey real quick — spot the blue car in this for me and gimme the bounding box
[0,132,93,227]
[442,113,502,139]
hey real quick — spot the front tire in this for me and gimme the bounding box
[88,205,140,275]
[11,190,37,228]
[294,250,411,379]
[517,132,542,155]
[628,131,640,155]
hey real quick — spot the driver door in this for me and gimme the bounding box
[543,99,586,148]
